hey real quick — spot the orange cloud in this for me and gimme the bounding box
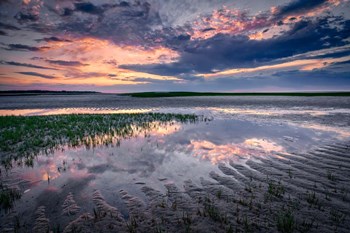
[197,55,350,78]
[44,37,179,66]
[191,1,345,41]
[40,37,181,84]
[3,37,182,87]
[274,0,344,24]
[190,7,267,40]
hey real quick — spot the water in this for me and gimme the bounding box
[1,95,350,232]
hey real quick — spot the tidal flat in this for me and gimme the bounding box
[0,96,350,232]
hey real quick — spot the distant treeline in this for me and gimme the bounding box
[121,91,350,98]
[0,90,100,96]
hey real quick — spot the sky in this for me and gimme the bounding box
[0,0,349,93]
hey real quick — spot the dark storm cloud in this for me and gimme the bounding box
[61,7,74,17]
[310,50,350,59]
[46,59,89,66]
[31,57,89,67]
[0,30,7,36]
[16,71,56,79]
[0,60,58,70]
[35,36,72,43]
[64,72,106,79]
[273,0,328,19]
[0,0,10,5]
[121,15,350,76]
[74,2,104,15]
[270,69,350,88]
[0,22,21,31]
[329,60,350,66]
[58,1,132,17]
[185,68,350,92]
[4,44,50,51]
[14,11,39,23]
[54,1,161,46]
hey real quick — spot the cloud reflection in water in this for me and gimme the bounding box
[189,138,286,164]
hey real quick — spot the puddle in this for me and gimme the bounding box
[0,108,155,116]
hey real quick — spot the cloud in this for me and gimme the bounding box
[35,36,72,43]
[331,60,350,66]
[4,43,50,51]
[187,0,344,41]
[64,71,106,79]
[0,0,348,92]
[0,0,11,5]
[197,55,350,78]
[0,60,58,70]
[16,71,56,79]
[45,59,89,67]
[53,1,162,46]
[272,0,329,19]
[14,11,39,23]
[0,22,21,31]
[31,57,89,67]
[73,2,104,15]
[121,15,350,76]
[57,1,132,17]
[14,0,42,23]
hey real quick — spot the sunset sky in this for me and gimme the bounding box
[0,0,349,93]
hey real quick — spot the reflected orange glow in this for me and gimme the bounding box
[289,123,350,138]
[190,140,245,164]
[20,160,61,184]
[0,108,154,116]
[147,122,182,137]
[76,120,182,150]
[208,107,350,117]
[189,138,285,164]
[244,138,284,153]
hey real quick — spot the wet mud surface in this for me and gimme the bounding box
[1,96,350,232]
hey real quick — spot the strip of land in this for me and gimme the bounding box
[121,92,350,98]
[0,90,99,96]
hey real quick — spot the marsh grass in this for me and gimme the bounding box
[0,113,201,169]
[329,209,346,225]
[298,218,315,233]
[126,216,138,233]
[327,171,336,182]
[276,210,294,233]
[0,186,21,211]
[265,179,285,201]
[306,191,319,207]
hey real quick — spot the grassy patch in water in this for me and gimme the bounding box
[0,186,21,211]
[0,113,201,169]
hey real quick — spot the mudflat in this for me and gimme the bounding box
[0,95,349,232]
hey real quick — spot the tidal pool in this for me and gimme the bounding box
[0,105,349,232]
